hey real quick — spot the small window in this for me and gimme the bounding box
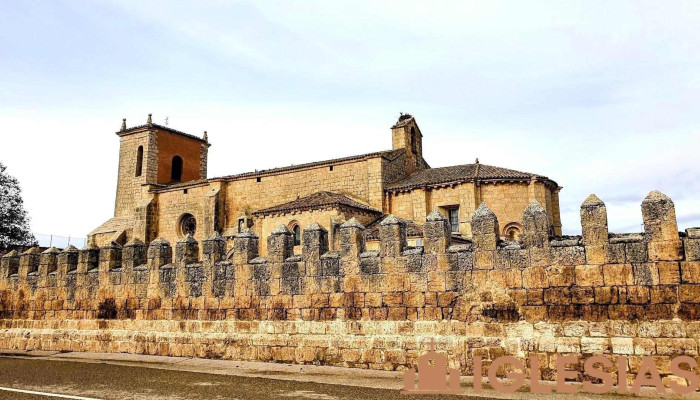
[171,156,183,182]
[183,189,188,194]
[135,146,143,177]
[293,225,301,246]
[238,218,244,233]
[449,208,459,233]
[256,177,261,183]
[329,166,334,171]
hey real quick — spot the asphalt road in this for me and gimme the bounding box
[0,357,467,400]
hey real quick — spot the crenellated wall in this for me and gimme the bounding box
[2,190,700,384]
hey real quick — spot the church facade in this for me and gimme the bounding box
[89,114,562,255]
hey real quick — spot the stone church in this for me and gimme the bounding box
[89,113,562,255]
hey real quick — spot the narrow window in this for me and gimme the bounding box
[293,225,301,246]
[238,219,244,233]
[449,208,459,233]
[410,127,417,154]
[135,146,143,177]
[256,177,261,183]
[329,166,334,171]
[183,189,188,194]
[171,156,183,182]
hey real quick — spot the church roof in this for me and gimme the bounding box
[88,216,133,236]
[252,191,382,216]
[385,163,557,192]
[117,123,208,143]
[213,149,405,182]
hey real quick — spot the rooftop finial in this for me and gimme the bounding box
[475,158,479,164]
[203,131,208,142]
[120,118,126,132]
[147,113,152,125]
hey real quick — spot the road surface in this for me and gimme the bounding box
[0,357,465,400]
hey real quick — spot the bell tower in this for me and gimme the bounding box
[391,113,425,175]
[114,114,209,218]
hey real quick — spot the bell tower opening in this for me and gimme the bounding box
[135,146,143,177]
[171,156,183,182]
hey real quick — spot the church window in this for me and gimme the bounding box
[292,224,301,246]
[448,208,459,233]
[171,156,183,182]
[502,222,523,241]
[238,218,245,233]
[179,213,197,237]
[135,146,143,177]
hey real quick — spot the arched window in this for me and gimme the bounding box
[293,224,301,246]
[502,222,523,241]
[171,156,183,182]
[135,146,143,177]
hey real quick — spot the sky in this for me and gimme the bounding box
[0,0,699,241]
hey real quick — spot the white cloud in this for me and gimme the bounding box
[1,0,699,238]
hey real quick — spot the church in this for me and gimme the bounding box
[89,113,562,255]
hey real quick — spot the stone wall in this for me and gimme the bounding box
[3,190,700,384]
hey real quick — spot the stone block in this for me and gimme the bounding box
[657,262,680,284]
[547,265,574,287]
[523,266,548,288]
[680,285,700,303]
[684,237,700,261]
[632,263,659,286]
[603,264,633,286]
[681,262,700,283]
[572,287,595,304]
[594,286,619,304]
[625,286,650,304]
[650,285,678,304]
[526,289,544,305]
[544,288,571,305]
[575,265,604,287]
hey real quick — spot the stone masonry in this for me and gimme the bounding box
[2,190,700,386]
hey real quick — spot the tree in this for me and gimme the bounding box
[0,162,37,252]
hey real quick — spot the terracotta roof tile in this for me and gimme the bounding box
[385,163,556,191]
[253,191,382,216]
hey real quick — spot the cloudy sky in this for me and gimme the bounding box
[1,0,699,242]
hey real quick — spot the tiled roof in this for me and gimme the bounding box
[253,191,382,216]
[385,163,556,191]
[118,123,208,143]
[88,216,133,236]
[214,149,405,181]
[364,215,424,239]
